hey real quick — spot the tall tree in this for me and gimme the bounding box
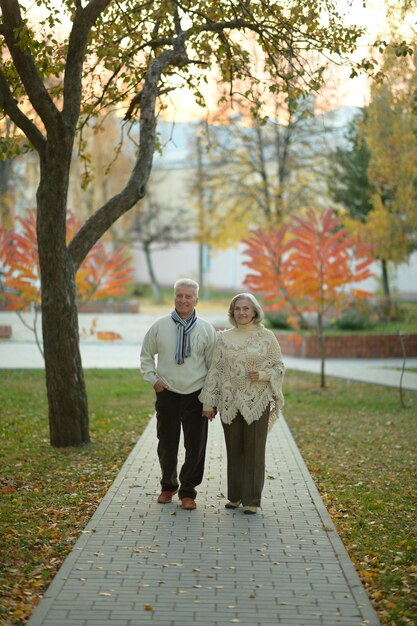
[0,0,364,446]
[326,109,395,298]
[187,86,323,245]
[243,209,374,387]
[328,109,374,222]
[362,44,417,309]
[187,125,253,254]
[132,182,187,304]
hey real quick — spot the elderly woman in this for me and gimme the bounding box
[199,293,285,514]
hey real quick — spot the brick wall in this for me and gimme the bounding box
[0,326,12,339]
[274,332,417,358]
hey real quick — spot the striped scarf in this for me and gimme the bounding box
[171,309,197,365]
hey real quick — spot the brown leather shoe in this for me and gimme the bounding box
[180,497,196,510]
[157,489,178,504]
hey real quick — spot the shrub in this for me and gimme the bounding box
[373,298,405,323]
[334,299,377,330]
[264,311,293,329]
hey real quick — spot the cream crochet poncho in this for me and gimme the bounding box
[199,323,285,426]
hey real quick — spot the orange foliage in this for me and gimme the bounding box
[243,209,375,323]
[0,208,133,312]
[242,224,292,309]
[0,215,40,310]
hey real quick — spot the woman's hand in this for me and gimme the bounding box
[202,409,216,421]
[248,371,259,381]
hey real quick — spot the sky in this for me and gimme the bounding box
[329,0,391,109]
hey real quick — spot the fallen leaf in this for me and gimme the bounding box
[2,485,16,494]
[96,331,123,341]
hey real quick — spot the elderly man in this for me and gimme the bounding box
[140,278,216,510]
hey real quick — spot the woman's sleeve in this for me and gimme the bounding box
[259,331,285,411]
[198,333,224,408]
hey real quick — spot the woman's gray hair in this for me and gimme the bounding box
[174,278,199,298]
[228,293,264,327]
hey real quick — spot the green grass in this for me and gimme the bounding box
[0,370,155,625]
[0,370,416,625]
[284,372,417,626]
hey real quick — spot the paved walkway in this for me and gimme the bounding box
[27,414,380,626]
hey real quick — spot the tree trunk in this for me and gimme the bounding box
[143,241,163,304]
[381,258,390,299]
[380,258,392,320]
[37,146,90,447]
[317,312,326,389]
[0,157,14,225]
[196,134,206,295]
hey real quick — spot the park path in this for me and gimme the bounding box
[27,414,380,626]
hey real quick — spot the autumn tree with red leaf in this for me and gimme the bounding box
[242,224,306,330]
[65,211,133,304]
[243,209,375,387]
[1,208,133,353]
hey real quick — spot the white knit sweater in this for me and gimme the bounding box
[199,323,285,425]
[140,314,216,394]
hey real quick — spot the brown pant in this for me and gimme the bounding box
[222,405,270,507]
[155,388,208,500]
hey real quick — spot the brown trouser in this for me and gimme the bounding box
[155,388,208,500]
[222,405,270,507]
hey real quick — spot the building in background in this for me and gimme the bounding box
[130,111,417,298]
[4,106,416,299]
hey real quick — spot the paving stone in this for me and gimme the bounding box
[27,415,380,626]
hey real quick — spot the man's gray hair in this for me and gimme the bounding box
[228,293,264,327]
[174,278,199,298]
